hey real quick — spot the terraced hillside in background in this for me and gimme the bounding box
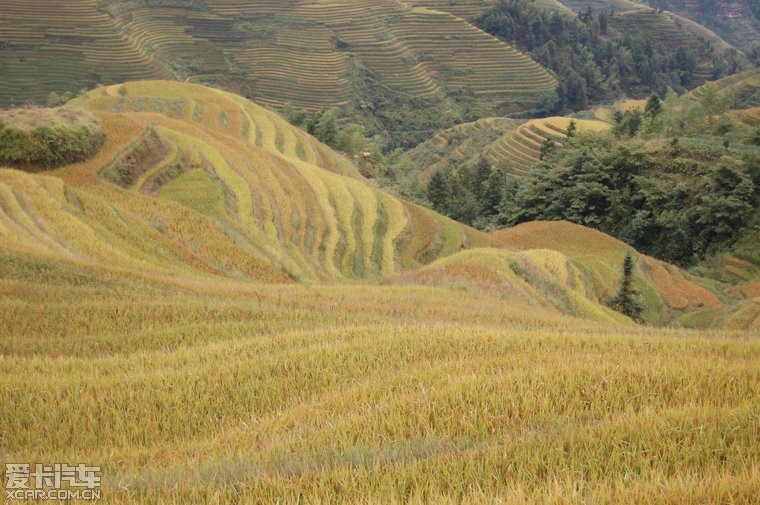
[407,0,571,17]
[486,117,611,176]
[0,0,170,106]
[609,9,733,83]
[634,0,760,51]
[406,0,499,18]
[0,0,556,132]
[403,115,611,184]
[557,0,737,54]
[407,70,760,184]
[683,68,760,107]
[402,117,524,183]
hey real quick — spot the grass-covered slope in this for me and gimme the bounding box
[396,247,633,323]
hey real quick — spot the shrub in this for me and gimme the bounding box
[0,107,104,169]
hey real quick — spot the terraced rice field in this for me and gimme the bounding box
[0,0,169,105]
[404,117,523,182]
[3,80,495,284]
[405,115,611,183]
[0,0,556,115]
[684,69,760,107]
[2,257,758,503]
[406,0,497,19]
[731,107,760,128]
[554,0,643,13]
[1,82,758,503]
[408,0,570,16]
[487,117,610,177]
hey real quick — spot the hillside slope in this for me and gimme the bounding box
[557,0,755,51]
[0,0,556,145]
[2,83,758,502]
[636,0,760,51]
[0,81,755,327]
[1,81,501,284]
[2,81,751,328]
[403,115,611,185]
[493,222,755,327]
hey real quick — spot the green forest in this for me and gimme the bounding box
[420,90,760,269]
[476,0,747,112]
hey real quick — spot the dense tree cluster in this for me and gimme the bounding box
[283,105,340,147]
[498,134,759,266]
[426,157,508,228]
[476,0,745,112]
[421,88,760,267]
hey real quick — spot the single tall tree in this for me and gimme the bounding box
[566,119,577,140]
[644,94,662,119]
[473,157,493,201]
[607,252,645,323]
[427,170,450,214]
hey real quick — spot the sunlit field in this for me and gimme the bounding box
[2,267,759,503]
[1,81,758,503]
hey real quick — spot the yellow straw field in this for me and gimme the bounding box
[1,82,758,504]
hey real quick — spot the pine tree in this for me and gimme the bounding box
[607,252,646,323]
[644,94,662,119]
[479,167,507,218]
[566,120,577,139]
[427,170,450,214]
[539,137,556,160]
[473,157,492,201]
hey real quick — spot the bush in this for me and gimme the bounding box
[0,107,104,169]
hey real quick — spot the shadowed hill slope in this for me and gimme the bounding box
[557,0,749,51]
